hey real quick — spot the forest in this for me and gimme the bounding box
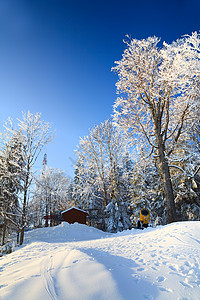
[0,32,200,249]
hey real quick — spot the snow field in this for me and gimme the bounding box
[0,221,200,300]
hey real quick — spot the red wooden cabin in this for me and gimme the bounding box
[61,207,88,225]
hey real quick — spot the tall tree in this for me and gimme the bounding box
[0,131,23,245]
[30,167,72,228]
[4,112,54,244]
[112,32,200,223]
[75,120,131,231]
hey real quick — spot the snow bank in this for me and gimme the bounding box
[0,221,200,300]
[23,222,110,244]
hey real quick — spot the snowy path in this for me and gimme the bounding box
[0,222,200,300]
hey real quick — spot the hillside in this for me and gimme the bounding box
[0,221,200,300]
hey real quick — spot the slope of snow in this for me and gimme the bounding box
[0,221,200,300]
[23,222,111,244]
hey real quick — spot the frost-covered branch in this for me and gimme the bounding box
[112,32,200,223]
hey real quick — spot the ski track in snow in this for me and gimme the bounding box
[40,255,59,300]
[0,221,200,300]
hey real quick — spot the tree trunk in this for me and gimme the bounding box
[153,112,177,223]
[157,142,177,223]
[19,188,27,245]
[37,197,43,227]
[103,182,108,208]
[1,217,7,246]
[20,169,30,245]
[45,192,49,227]
[49,194,53,227]
[17,230,20,245]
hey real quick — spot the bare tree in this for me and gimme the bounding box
[112,32,200,223]
[75,120,131,231]
[76,120,126,206]
[30,167,72,228]
[5,112,54,244]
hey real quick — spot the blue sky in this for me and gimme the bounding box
[0,0,199,177]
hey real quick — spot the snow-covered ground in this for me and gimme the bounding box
[0,221,200,300]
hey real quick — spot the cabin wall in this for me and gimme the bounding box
[62,209,87,224]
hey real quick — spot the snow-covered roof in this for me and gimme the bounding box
[61,207,88,214]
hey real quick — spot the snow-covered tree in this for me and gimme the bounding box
[112,32,200,223]
[4,112,54,244]
[29,167,72,228]
[168,138,200,221]
[105,199,132,233]
[130,156,166,225]
[73,155,96,210]
[120,152,133,205]
[0,128,24,245]
[74,120,131,231]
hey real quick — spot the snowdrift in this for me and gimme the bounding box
[0,221,200,300]
[23,222,110,244]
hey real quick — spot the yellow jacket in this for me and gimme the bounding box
[140,209,150,225]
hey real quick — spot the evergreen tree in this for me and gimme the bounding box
[0,131,24,245]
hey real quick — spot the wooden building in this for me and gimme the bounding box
[61,207,88,225]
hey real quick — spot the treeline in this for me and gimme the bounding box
[1,31,200,247]
[73,118,200,230]
[72,31,200,229]
[0,112,55,246]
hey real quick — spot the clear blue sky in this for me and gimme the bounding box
[0,0,199,177]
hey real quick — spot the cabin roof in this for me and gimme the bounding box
[61,207,88,215]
